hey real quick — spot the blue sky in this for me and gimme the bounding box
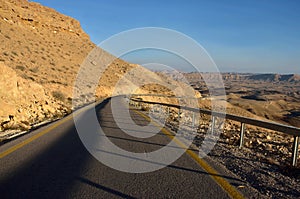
[34,0,300,73]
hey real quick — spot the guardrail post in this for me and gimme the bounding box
[159,105,162,116]
[211,116,215,134]
[160,105,163,119]
[192,112,195,127]
[292,136,299,166]
[239,123,246,148]
[178,109,180,121]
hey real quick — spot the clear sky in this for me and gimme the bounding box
[33,0,300,74]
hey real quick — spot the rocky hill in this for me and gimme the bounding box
[0,0,95,98]
[0,62,69,132]
[0,0,94,133]
[0,0,201,136]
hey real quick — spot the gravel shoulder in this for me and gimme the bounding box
[149,109,300,199]
[209,141,300,198]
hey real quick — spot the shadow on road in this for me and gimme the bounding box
[77,177,137,199]
[0,97,245,198]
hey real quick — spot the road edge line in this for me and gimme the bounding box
[134,109,244,199]
[0,106,88,159]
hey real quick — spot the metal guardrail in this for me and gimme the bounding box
[130,98,300,166]
[130,94,200,99]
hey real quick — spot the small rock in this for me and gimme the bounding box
[266,135,272,140]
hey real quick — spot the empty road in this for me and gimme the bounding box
[0,96,246,198]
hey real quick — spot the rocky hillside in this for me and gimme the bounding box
[0,0,201,136]
[0,0,95,133]
[0,62,69,132]
[0,0,95,99]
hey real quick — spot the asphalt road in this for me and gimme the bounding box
[0,96,245,198]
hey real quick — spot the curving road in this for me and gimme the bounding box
[0,96,246,198]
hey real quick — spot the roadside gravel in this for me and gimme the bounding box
[150,110,300,199]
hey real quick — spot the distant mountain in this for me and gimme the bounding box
[246,74,300,82]
[172,71,300,83]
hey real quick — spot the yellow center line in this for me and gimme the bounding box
[134,109,245,199]
[0,107,86,159]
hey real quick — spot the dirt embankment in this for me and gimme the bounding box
[0,62,69,133]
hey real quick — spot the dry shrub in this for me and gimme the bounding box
[52,91,65,102]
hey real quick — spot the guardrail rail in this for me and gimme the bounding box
[129,97,300,167]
